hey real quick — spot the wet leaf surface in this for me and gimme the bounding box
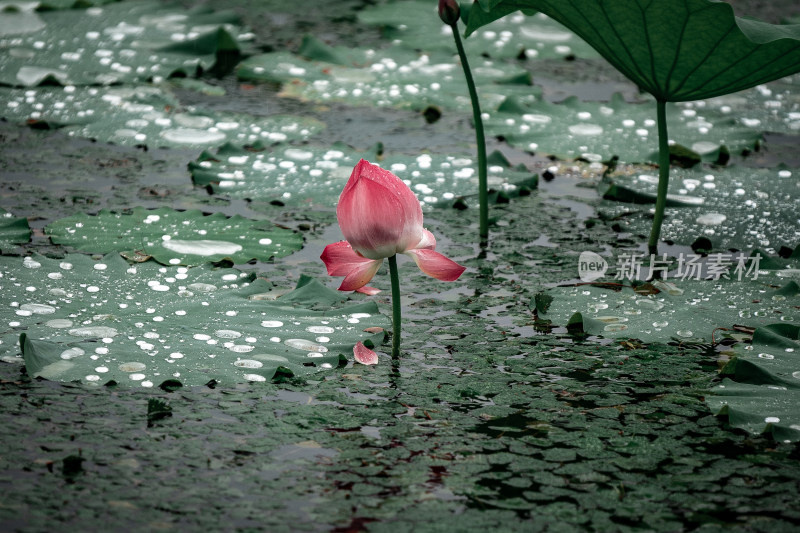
[0,0,247,87]
[45,206,303,265]
[237,40,539,114]
[0,0,799,530]
[541,276,799,343]
[484,92,768,162]
[191,142,538,207]
[1,84,325,148]
[2,253,388,385]
[709,323,800,441]
[598,164,800,253]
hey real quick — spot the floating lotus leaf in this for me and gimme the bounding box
[358,0,597,60]
[707,324,800,442]
[1,85,324,148]
[541,276,799,344]
[0,208,31,249]
[191,142,538,208]
[598,165,800,255]
[0,0,247,87]
[467,0,800,102]
[0,253,388,386]
[236,41,539,113]
[45,207,303,266]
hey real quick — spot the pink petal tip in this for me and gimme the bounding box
[405,248,466,282]
[356,286,381,295]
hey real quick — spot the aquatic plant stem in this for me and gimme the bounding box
[388,254,402,359]
[648,99,670,256]
[449,22,489,244]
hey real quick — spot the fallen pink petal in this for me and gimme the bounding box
[353,341,379,365]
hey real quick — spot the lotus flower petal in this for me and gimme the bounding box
[356,286,381,296]
[321,241,383,291]
[354,341,379,365]
[337,159,423,260]
[404,248,466,282]
[416,229,437,251]
[339,258,383,291]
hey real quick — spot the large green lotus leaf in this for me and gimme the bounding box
[0,0,247,87]
[541,276,798,344]
[598,165,800,255]
[236,45,539,114]
[706,324,800,442]
[0,208,31,249]
[0,253,388,386]
[1,85,324,148]
[45,207,303,266]
[190,142,538,208]
[358,0,597,61]
[467,0,800,102]
[484,93,766,162]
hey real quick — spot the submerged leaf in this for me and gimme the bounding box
[146,398,173,425]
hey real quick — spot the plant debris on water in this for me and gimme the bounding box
[0,0,799,531]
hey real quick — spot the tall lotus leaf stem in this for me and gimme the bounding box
[648,99,670,256]
[441,2,489,244]
[388,255,402,358]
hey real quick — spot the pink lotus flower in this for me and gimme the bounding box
[321,159,465,291]
[321,159,466,362]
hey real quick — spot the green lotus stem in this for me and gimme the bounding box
[648,99,670,256]
[388,254,402,359]
[449,21,489,244]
